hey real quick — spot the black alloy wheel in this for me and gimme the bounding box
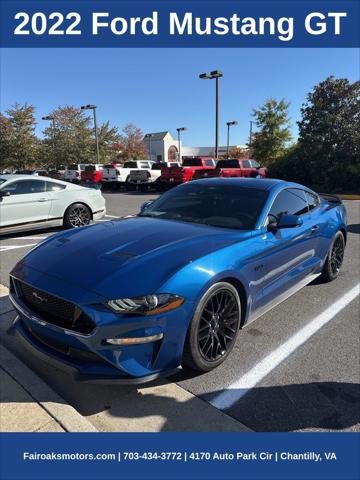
[321,231,345,282]
[183,282,241,372]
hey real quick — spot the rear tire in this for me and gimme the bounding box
[321,231,345,282]
[63,203,92,229]
[183,282,241,372]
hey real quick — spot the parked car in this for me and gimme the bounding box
[193,158,266,181]
[0,175,106,234]
[33,169,49,176]
[159,157,216,189]
[127,162,180,191]
[64,164,89,183]
[102,160,154,189]
[81,164,103,185]
[14,170,35,175]
[7,178,347,383]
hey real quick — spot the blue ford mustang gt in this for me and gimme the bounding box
[9,178,347,383]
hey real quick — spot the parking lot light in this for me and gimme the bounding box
[42,115,56,167]
[80,104,100,164]
[199,70,224,159]
[144,133,155,161]
[226,121,238,158]
[176,127,187,163]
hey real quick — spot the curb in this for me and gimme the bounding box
[0,344,98,432]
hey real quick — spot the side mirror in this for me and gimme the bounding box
[140,201,153,212]
[0,190,10,198]
[276,214,303,229]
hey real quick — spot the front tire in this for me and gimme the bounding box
[321,231,345,282]
[63,203,92,229]
[183,282,241,372]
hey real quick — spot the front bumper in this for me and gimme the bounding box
[8,277,192,384]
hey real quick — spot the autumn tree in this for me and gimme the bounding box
[251,98,292,166]
[116,124,147,160]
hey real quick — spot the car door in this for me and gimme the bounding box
[0,179,50,227]
[258,188,321,311]
[44,180,67,220]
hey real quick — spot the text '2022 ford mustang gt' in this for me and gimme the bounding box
[9,179,347,383]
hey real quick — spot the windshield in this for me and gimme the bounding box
[217,159,239,169]
[183,158,202,167]
[140,183,268,230]
[123,161,138,168]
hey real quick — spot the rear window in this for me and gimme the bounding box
[217,159,240,169]
[68,164,79,170]
[183,158,202,167]
[152,164,164,170]
[205,159,215,167]
[123,161,138,168]
[46,181,66,191]
[85,165,96,172]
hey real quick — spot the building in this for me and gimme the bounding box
[144,131,248,162]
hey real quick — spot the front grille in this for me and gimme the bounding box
[12,278,95,335]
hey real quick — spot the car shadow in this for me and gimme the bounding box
[347,224,360,234]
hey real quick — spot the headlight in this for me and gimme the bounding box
[106,294,184,315]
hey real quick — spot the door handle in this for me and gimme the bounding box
[38,198,47,202]
[311,225,319,233]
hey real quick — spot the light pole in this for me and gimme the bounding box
[80,104,100,164]
[199,70,223,159]
[144,133,154,161]
[176,127,187,163]
[42,115,56,167]
[249,120,254,147]
[226,121,238,158]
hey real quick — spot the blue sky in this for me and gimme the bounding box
[1,48,358,147]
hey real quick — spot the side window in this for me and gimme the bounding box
[251,160,261,168]
[242,160,252,168]
[305,191,320,211]
[46,181,66,192]
[140,162,150,168]
[205,159,215,167]
[4,180,46,195]
[269,189,309,218]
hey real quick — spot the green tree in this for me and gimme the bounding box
[42,106,93,168]
[0,103,39,170]
[298,76,360,192]
[97,121,121,164]
[251,98,292,165]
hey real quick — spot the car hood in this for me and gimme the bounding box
[14,217,252,299]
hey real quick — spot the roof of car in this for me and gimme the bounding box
[0,174,64,183]
[192,177,286,190]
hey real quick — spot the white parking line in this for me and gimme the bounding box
[210,283,360,411]
[0,244,37,252]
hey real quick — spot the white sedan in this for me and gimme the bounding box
[0,175,106,235]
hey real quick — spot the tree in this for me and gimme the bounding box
[298,76,360,192]
[118,123,147,160]
[97,121,122,164]
[227,146,251,159]
[42,106,94,168]
[251,98,292,166]
[0,103,39,170]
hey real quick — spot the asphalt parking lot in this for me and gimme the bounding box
[0,193,359,432]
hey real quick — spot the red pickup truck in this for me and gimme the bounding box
[80,164,103,185]
[193,158,266,181]
[159,157,216,189]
